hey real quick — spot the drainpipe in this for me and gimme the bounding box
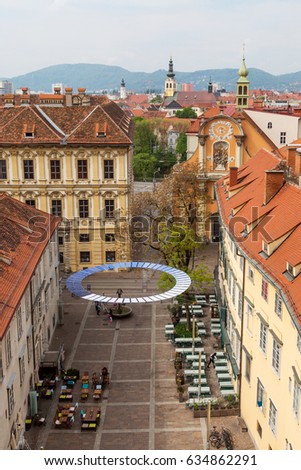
[236,249,246,418]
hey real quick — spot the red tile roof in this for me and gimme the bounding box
[0,194,60,339]
[0,99,134,145]
[216,148,301,325]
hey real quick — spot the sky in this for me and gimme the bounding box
[0,0,301,78]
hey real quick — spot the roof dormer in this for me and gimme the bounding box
[95,122,107,138]
[260,227,296,260]
[259,239,271,259]
[23,124,35,138]
[284,261,301,281]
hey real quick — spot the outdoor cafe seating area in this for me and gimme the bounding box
[25,368,108,432]
[165,292,237,408]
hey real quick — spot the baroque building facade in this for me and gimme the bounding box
[0,89,134,272]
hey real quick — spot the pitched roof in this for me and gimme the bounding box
[215,148,301,325]
[0,194,60,339]
[0,98,134,145]
[175,91,217,108]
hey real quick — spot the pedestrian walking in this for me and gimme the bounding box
[116,288,123,298]
[207,352,217,369]
[95,301,100,315]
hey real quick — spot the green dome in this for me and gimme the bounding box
[238,56,249,78]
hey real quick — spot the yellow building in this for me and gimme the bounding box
[183,107,277,241]
[0,88,134,272]
[216,149,301,449]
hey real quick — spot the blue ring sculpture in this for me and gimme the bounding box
[66,261,191,304]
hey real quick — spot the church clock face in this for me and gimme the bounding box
[209,120,233,140]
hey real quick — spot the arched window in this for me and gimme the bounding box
[213,142,229,170]
[267,122,272,129]
[243,85,248,95]
[238,86,242,95]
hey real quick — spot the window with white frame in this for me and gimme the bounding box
[232,280,236,306]
[104,159,114,179]
[19,356,25,385]
[272,337,281,374]
[293,377,300,421]
[248,265,254,283]
[79,199,89,218]
[44,287,49,313]
[297,334,301,354]
[228,271,232,294]
[0,159,7,179]
[16,306,23,341]
[27,336,32,362]
[269,399,277,435]
[7,385,15,417]
[274,292,282,317]
[105,199,115,219]
[259,321,267,353]
[261,278,268,301]
[235,331,241,364]
[280,132,286,145]
[245,353,251,382]
[25,289,30,321]
[238,289,242,319]
[245,301,253,331]
[5,330,12,367]
[257,378,264,409]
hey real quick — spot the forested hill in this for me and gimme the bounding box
[3,63,301,93]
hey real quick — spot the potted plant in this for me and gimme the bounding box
[177,385,185,402]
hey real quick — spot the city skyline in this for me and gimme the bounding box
[0,0,301,78]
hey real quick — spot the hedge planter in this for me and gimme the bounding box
[193,407,239,418]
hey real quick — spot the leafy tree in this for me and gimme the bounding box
[134,119,157,155]
[176,133,187,160]
[175,107,197,119]
[133,153,158,180]
[150,95,163,103]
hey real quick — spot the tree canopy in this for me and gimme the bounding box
[175,107,197,119]
[131,162,209,268]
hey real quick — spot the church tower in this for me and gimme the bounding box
[236,49,249,109]
[164,57,176,97]
[208,76,213,94]
[120,78,127,100]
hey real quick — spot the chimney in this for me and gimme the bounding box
[229,166,238,187]
[65,87,73,107]
[254,98,264,109]
[54,86,61,95]
[287,147,296,172]
[286,147,301,177]
[21,87,28,95]
[264,170,284,205]
[295,148,301,177]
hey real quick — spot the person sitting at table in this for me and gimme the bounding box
[101,367,109,383]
